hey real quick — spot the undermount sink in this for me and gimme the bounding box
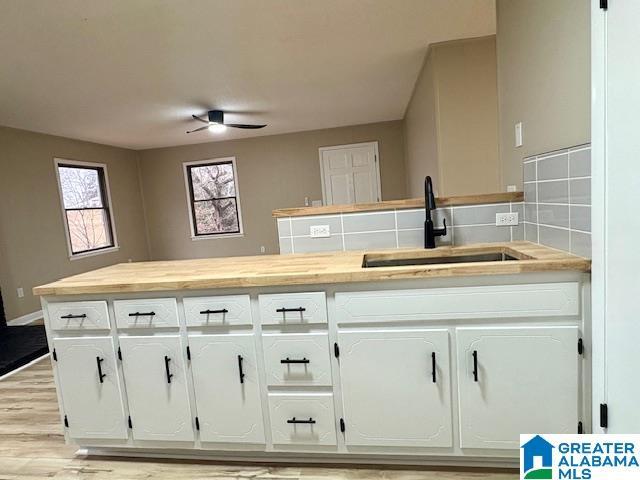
[362,252,519,268]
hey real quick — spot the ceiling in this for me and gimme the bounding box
[0,0,495,150]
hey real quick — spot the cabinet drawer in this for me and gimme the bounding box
[335,283,580,324]
[183,295,251,327]
[114,298,179,328]
[259,292,327,325]
[48,301,110,331]
[262,333,332,386]
[268,393,337,446]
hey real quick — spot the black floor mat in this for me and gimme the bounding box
[0,325,49,377]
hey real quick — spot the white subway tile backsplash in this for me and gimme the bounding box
[342,212,395,233]
[512,224,525,241]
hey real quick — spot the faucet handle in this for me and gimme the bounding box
[435,218,447,237]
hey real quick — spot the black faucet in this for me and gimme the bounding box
[424,176,447,249]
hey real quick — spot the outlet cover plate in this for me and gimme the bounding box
[496,212,519,227]
[310,225,331,238]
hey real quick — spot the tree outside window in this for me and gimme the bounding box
[185,159,242,236]
[56,162,115,255]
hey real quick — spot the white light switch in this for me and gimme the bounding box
[515,122,523,147]
[310,225,331,238]
[17,287,24,298]
[496,212,519,226]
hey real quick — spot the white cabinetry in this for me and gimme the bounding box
[337,329,452,448]
[262,333,332,386]
[268,393,337,446]
[456,327,579,449]
[119,335,194,441]
[53,336,127,440]
[188,333,265,444]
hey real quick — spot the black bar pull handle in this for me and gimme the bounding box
[287,417,316,425]
[472,350,479,382]
[237,355,245,384]
[281,357,310,364]
[61,313,87,319]
[431,352,436,383]
[276,307,306,313]
[200,308,228,315]
[164,356,173,384]
[129,311,155,317]
[96,357,106,383]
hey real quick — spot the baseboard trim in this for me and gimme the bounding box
[6,309,43,326]
[0,353,50,381]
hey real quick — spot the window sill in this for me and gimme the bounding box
[69,246,120,261]
[191,233,244,241]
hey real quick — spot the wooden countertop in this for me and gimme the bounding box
[272,192,524,218]
[34,242,590,296]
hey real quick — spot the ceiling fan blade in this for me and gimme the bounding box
[192,114,208,124]
[186,125,209,133]
[226,123,267,129]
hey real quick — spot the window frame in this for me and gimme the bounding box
[183,157,244,240]
[54,158,119,259]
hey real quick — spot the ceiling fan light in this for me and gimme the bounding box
[208,123,227,133]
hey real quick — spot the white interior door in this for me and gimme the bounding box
[592,1,640,434]
[188,333,265,444]
[119,335,194,442]
[53,337,127,440]
[456,327,579,450]
[337,328,452,448]
[320,142,381,205]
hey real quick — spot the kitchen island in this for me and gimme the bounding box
[34,241,590,468]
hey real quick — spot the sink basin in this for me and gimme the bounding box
[362,252,519,268]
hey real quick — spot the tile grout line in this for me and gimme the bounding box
[393,209,399,248]
[339,213,346,251]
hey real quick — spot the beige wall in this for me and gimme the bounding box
[404,36,500,197]
[0,127,149,319]
[496,0,590,188]
[404,53,440,197]
[138,121,406,260]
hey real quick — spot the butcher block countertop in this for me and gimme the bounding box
[272,191,524,218]
[34,242,590,296]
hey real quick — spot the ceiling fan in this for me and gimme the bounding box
[187,110,266,134]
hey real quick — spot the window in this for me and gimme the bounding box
[55,159,117,256]
[184,158,243,237]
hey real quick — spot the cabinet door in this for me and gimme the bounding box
[188,334,265,444]
[456,326,579,449]
[338,329,452,448]
[119,335,194,441]
[53,337,127,440]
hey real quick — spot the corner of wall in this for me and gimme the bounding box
[135,151,153,261]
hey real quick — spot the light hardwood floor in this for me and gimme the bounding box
[0,358,518,479]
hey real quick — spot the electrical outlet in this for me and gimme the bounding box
[310,225,330,238]
[260,245,266,253]
[17,287,24,298]
[506,185,517,192]
[496,212,519,226]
